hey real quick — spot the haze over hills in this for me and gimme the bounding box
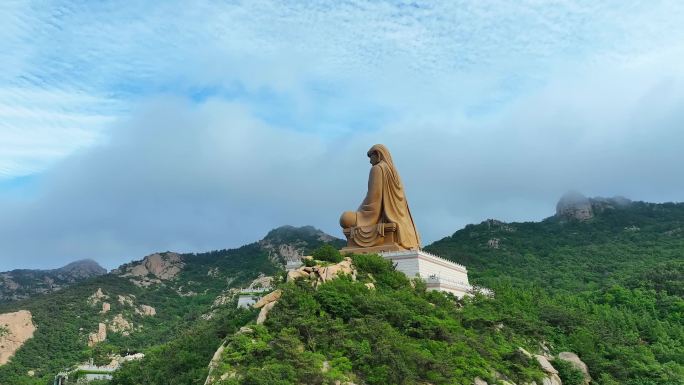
[0,259,107,303]
[0,193,681,385]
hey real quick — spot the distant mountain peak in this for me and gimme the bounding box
[261,225,338,244]
[259,225,344,263]
[556,191,633,221]
[55,259,107,276]
[0,258,107,303]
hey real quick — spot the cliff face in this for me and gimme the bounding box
[0,259,106,303]
[555,191,632,221]
[556,191,594,220]
[114,252,185,287]
[0,310,36,365]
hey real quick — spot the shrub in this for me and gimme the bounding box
[312,244,343,263]
[555,359,585,385]
[242,363,296,385]
[351,253,410,289]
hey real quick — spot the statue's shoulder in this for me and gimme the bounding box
[370,163,384,174]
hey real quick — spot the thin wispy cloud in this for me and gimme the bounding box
[0,1,683,269]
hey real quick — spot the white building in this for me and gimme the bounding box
[380,250,473,298]
[237,287,271,308]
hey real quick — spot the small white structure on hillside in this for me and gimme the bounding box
[380,250,473,298]
[237,287,272,309]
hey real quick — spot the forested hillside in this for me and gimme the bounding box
[426,198,684,384]
[0,259,107,303]
[185,253,554,385]
[0,226,340,385]
[114,197,682,385]
[1,199,682,385]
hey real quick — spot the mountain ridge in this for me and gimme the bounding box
[0,202,682,384]
[0,259,107,303]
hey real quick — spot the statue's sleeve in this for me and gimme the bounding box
[356,165,383,227]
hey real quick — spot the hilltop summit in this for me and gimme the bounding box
[0,259,106,302]
[556,191,594,220]
[54,259,107,278]
[556,191,633,221]
[259,225,344,263]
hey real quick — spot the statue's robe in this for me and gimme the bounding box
[354,160,421,249]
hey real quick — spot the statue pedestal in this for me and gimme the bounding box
[380,250,473,298]
[341,223,405,254]
[340,244,406,254]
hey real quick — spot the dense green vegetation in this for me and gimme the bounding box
[203,253,546,385]
[171,201,681,385]
[0,226,339,385]
[1,204,683,385]
[311,244,343,263]
[427,201,684,385]
[112,305,257,385]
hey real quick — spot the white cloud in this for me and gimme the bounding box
[1,45,683,270]
[1,1,684,269]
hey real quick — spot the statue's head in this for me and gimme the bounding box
[367,144,392,166]
[368,150,380,165]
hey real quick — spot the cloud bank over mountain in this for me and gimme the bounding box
[0,1,683,269]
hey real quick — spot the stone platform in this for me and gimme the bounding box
[379,250,473,298]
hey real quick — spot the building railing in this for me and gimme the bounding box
[238,287,271,294]
[75,365,116,372]
[423,275,472,290]
[380,250,467,271]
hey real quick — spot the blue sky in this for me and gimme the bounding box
[1,1,684,270]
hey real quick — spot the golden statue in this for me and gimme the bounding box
[340,144,421,253]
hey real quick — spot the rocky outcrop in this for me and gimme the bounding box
[101,302,111,313]
[287,257,356,287]
[253,289,282,308]
[0,310,36,365]
[203,344,226,385]
[535,355,561,385]
[109,314,133,335]
[487,238,500,249]
[0,275,19,292]
[204,326,254,385]
[88,323,107,347]
[558,352,591,385]
[256,258,358,325]
[116,252,184,287]
[253,289,282,325]
[256,301,277,325]
[118,294,135,306]
[556,191,594,221]
[136,305,156,316]
[87,288,109,306]
[103,353,145,369]
[246,275,273,290]
[535,355,558,375]
[515,348,562,385]
[287,269,310,281]
[556,191,633,221]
